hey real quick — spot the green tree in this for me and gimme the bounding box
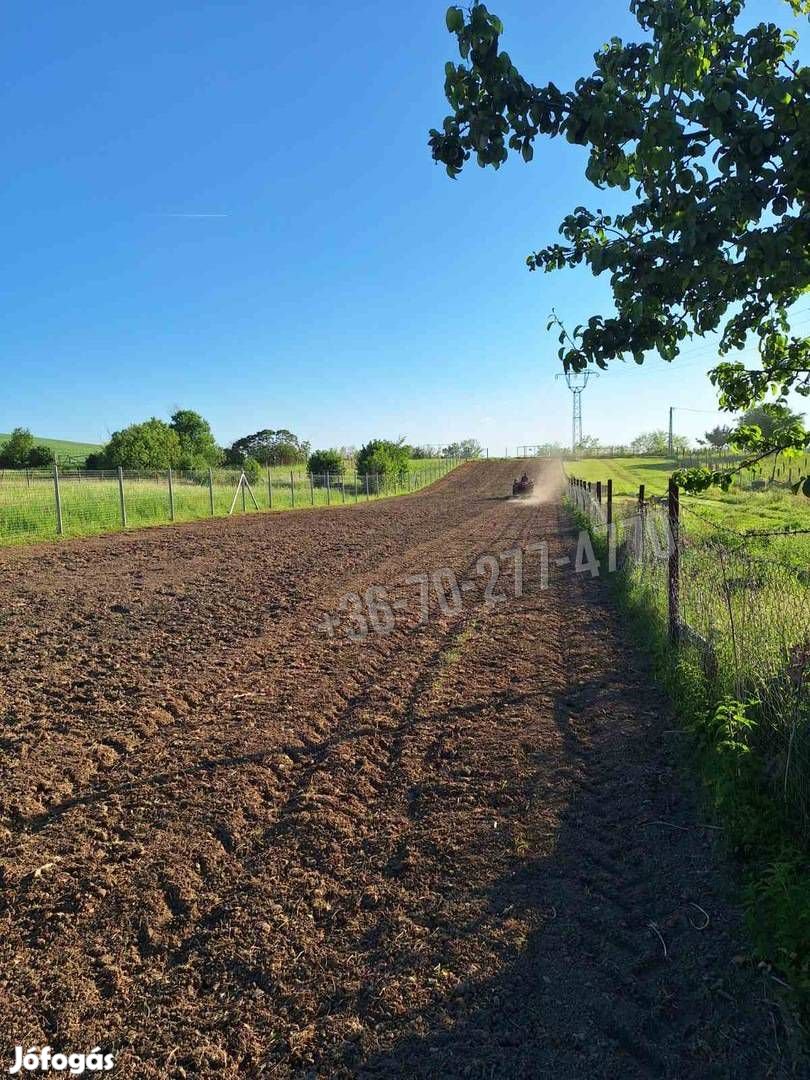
[27,445,55,468]
[704,425,734,449]
[443,438,483,458]
[0,428,35,468]
[736,401,805,442]
[170,409,221,469]
[630,430,690,454]
[307,449,344,479]
[226,429,310,467]
[430,0,810,491]
[104,419,182,469]
[575,435,601,453]
[356,439,410,490]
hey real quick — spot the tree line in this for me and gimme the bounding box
[0,412,483,484]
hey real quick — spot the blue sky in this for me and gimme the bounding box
[3,0,807,452]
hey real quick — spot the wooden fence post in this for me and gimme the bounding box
[53,462,64,535]
[606,479,613,526]
[118,467,127,527]
[668,478,680,642]
[596,480,602,506]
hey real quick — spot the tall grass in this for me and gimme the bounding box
[0,459,457,547]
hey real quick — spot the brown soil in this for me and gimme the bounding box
[0,461,802,1077]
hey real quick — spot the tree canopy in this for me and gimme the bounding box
[430,0,810,491]
[226,429,310,467]
[170,409,221,468]
[0,428,55,469]
[104,419,182,470]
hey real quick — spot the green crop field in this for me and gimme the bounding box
[0,458,459,547]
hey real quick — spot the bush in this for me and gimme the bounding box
[105,419,182,470]
[356,439,409,493]
[28,445,55,468]
[307,449,343,481]
[241,456,261,485]
[0,428,35,468]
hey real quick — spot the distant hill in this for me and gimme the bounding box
[0,433,103,466]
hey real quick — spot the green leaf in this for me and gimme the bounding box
[445,6,464,32]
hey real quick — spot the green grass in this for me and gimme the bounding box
[0,459,459,546]
[570,502,810,1017]
[567,455,810,568]
[0,433,103,465]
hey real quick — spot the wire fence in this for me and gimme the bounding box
[0,460,460,546]
[567,476,810,835]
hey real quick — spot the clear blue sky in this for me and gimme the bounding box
[3,0,806,452]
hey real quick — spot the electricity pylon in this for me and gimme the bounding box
[556,370,594,452]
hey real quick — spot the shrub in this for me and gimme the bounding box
[0,428,35,468]
[105,419,182,470]
[28,445,55,468]
[307,449,343,481]
[356,439,409,493]
[241,456,261,485]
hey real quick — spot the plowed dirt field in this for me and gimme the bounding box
[0,461,801,1077]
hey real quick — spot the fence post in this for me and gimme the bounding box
[309,474,314,506]
[267,467,273,509]
[290,470,296,508]
[366,474,370,501]
[606,479,613,526]
[326,472,331,506]
[208,468,215,515]
[341,473,346,503]
[668,478,680,642]
[117,467,127,527]
[638,483,645,511]
[53,462,64,535]
[596,480,602,506]
[354,471,358,503]
[168,468,175,521]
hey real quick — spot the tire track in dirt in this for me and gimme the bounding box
[0,462,801,1078]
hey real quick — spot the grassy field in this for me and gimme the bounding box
[0,458,458,546]
[0,433,103,465]
[566,454,810,569]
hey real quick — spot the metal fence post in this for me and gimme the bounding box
[326,472,331,506]
[365,474,370,501]
[341,473,345,503]
[208,468,215,516]
[267,467,273,509]
[290,470,296,508]
[309,474,314,506]
[118,467,127,527]
[354,471,358,503]
[668,478,680,642]
[168,468,175,521]
[53,462,64,535]
[606,479,613,527]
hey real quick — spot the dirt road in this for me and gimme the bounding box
[0,461,799,1077]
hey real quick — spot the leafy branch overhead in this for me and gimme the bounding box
[430,0,810,489]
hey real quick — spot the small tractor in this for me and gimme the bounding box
[512,473,535,497]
